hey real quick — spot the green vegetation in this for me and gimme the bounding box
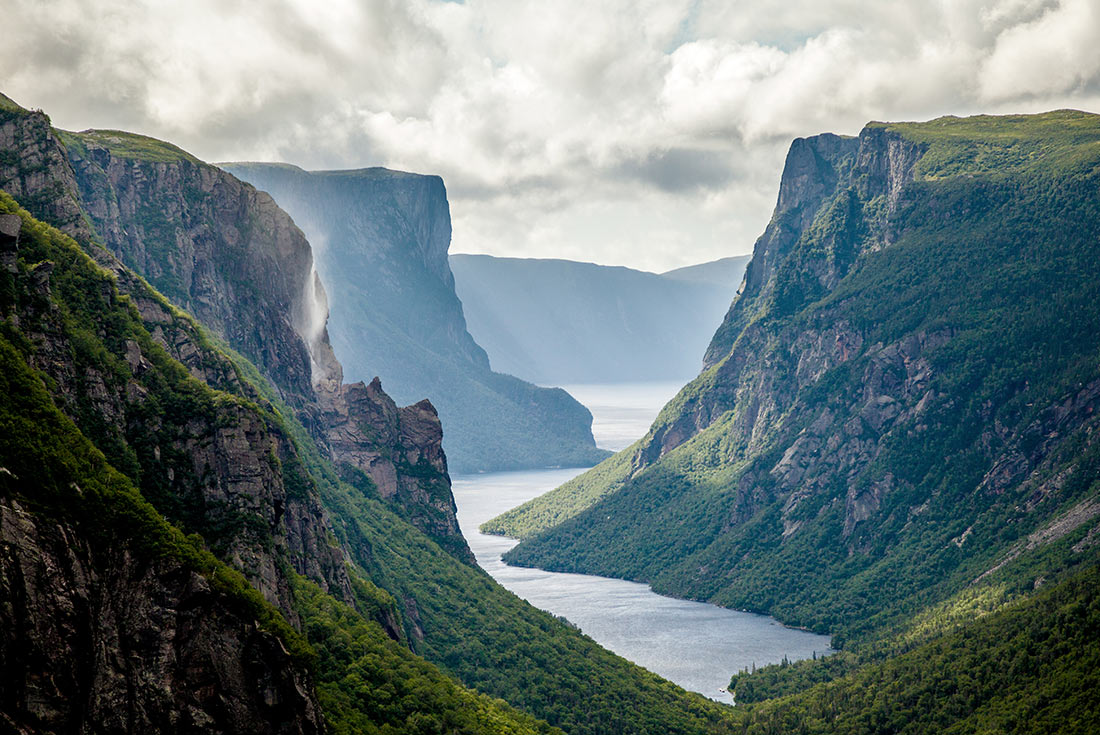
[0,329,313,668]
[730,562,1100,734]
[1,188,743,735]
[502,110,1100,630]
[494,112,1100,731]
[0,191,283,557]
[56,128,201,164]
[0,195,556,734]
[879,109,1100,180]
[295,578,559,735]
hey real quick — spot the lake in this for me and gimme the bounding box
[452,381,832,704]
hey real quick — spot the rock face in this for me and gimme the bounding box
[321,377,470,561]
[0,185,352,623]
[0,94,92,239]
[62,129,327,405]
[500,112,1100,637]
[450,254,748,384]
[642,126,926,469]
[223,163,609,474]
[0,496,323,735]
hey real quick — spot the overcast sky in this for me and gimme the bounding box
[4,0,1100,271]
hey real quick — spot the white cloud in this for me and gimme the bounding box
[2,0,1099,271]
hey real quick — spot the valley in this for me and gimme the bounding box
[452,381,832,704]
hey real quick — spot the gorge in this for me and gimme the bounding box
[0,84,1097,735]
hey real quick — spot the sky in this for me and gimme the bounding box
[4,0,1100,271]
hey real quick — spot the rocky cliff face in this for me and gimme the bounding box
[0,200,351,623]
[0,203,326,733]
[61,130,327,404]
[223,163,608,474]
[500,112,1100,639]
[0,496,323,735]
[644,126,926,469]
[222,164,489,375]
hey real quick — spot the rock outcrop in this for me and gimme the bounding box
[321,377,469,560]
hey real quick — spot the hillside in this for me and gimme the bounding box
[222,163,609,473]
[450,254,747,384]
[492,110,1100,644]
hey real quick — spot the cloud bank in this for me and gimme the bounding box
[4,0,1099,270]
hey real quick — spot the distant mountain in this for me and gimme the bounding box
[660,255,752,288]
[223,163,608,473]
[450,254,748,385]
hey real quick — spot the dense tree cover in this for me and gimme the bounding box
[732,562,1100,734]
[295,579,559,735]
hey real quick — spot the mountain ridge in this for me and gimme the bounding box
[450,253,748,384]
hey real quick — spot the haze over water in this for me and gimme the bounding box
[452,381,832,704]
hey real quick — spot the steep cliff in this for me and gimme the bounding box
[496,112,1100,647]
[59,128,328,406]
[223,163,609,473]
[450,254,747,384]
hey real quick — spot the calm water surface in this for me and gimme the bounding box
[452,382,832,704]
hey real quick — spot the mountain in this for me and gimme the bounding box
[449,254,748,384]
[221,163,609,474]
[660,255,752,288]
[487,111,1100,729]
[0,93,740,735]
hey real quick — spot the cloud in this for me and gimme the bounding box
[2,0,1099,270]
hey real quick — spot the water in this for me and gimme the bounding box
[452,382,832,704]
[559,381,684,451]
